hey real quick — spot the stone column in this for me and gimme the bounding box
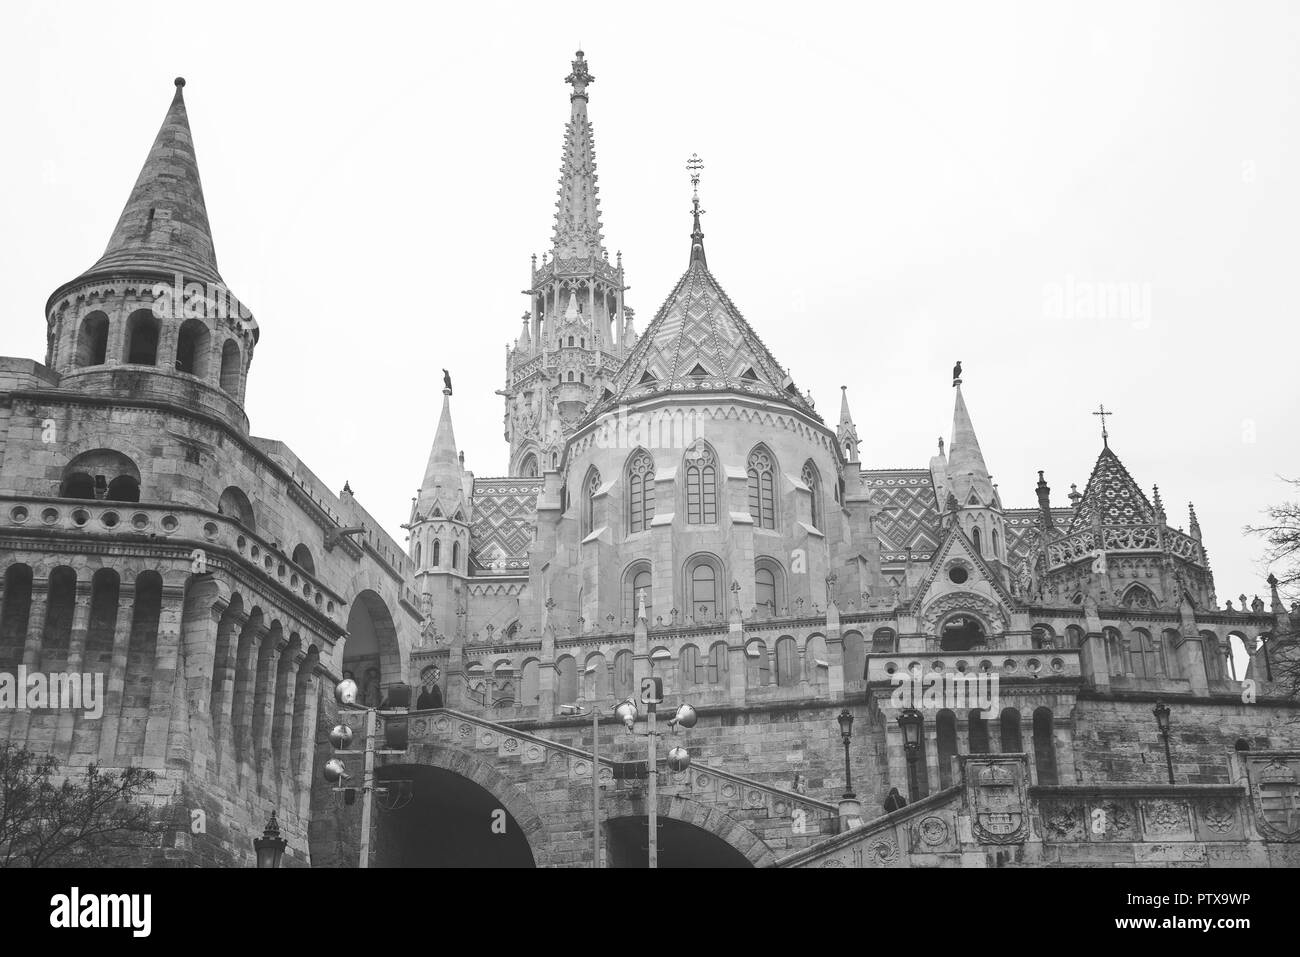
[55,581,94,758]
[274,651,301,806]
[9,580,52,744]
[295,662,323,820]
[174,590,227,778]
[141,584,186,770]
[212,609,245,775]
[538,622,556,718]
[253,635,285,794]
[97,582,136,764]
[234,620,266,787]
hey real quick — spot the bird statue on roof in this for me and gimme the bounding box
[442,369,453,395]
[952,360,962,386]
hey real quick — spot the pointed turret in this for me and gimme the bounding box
[1068,444,1157,533]
[1035,470,1054,532]
[552,50,604,260]
[417,390,465,514]
[70,78,223,292]
[1188,502,1202,541]
[948,380,994,506]
[837,386,861,462]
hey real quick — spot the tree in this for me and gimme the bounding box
[0,745,163,867]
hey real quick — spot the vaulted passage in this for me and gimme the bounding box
[373,765,534,868]
[604,816,752,868]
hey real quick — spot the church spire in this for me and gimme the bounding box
[687,152,706,267]
[418,386,465,513]
[552,50,604,260]
[948,377,994,506]
[75,78,223,289]
[837,385,860,462]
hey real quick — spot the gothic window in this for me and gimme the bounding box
[627,450,655,533]
[519,453,538,477]
[1227,634,1249,681]
[745,639,771,687]
[755,566,777,618]
[627,566,652,623]
[707,641,729,685]
[75,312,109,367]
[1129,628,1159,679]
[567,371,575,382]
[688,558,720,622]
[452,541,460,570]
[991,528,1000,559]
[1000,708,1023,752]
[414,542,422,567]
[774,636,799,687]
[1103,627,1125,676]
[684,444,717,525]
[432,539,441,567]
[568,336,575,347]
[972,526,982,556]
[1032,708,1058,785]
[582,468,601,537]
[747,447,776,529]
[801,460,822,529]
[936,710,958,789]
[680,645,704,686]
[968,709,990,753]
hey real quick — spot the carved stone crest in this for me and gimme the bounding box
[967,756,1028,844]
[1249,754,1300,841]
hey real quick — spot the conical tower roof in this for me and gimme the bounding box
[948,381,994,505]
[418,392,465,513]
[65,78,224,295]
[590,258,818,420]
[1068,444,1157,532]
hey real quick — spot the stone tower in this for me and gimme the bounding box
[44,78,259,435]
[502,50,634,477]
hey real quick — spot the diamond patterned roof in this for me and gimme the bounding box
[1068,445,1157,532]
[863,470,941,562]
[469,478,543,575]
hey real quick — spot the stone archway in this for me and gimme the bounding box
[378,741,552,866]
[342,589,401,706]
[600,791,775,868]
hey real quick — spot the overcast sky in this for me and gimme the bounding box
[4,0,1298,606]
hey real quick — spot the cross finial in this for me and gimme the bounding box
[686,153,707,267]
[1092,403,1113,447]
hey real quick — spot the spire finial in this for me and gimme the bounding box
[687,152,707,267]
[565,49,593,101]
[1092,403,1113,447]
[174,77,186,89]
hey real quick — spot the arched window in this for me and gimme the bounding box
[521,660,539,707]
[1000,708,1022,752]
[584,653,609,702]
[774,636,799,687]
[613,650,634,699]
[689,560,719,622]
[627,565,652,623]
[972,526,983,556]
[414,542,422,567]
[217,486,255,531]
[747,447,776,529]
[1065,625,1085,649]
[75,312,109,367]
[519,453,538,478]
[1226,633,1250,681]
[684,444,717,524]
[1103,627,1125,676]
[707,641,729,685]
[805,634,828,691]
[1032,707,1058,784]
[123,310,160,365]
[62,449,141,503]
[936,710,958,789]
[452,541,461,570]
[991,528,1000,559]
[176,318,210,376]
[106,475,139,502]
[556,656,577,709]
[872,627,896,652]
[567,371,575,382]
[1122,583,1156,609]
[60,472,95,499]
[582,468,601,537]
[801,460,822,530]
[626,450,655,533]
[291,544,315,575]
[754,567,776,618]
[680,645,703,686]
[1129,628,1158,679]
[745,639,771,687]
[432,539,441,567]
[220,340,241,394]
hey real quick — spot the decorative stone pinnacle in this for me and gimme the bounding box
[565,50,594,99]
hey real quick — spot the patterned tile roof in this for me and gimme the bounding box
[1068,445,1157,533]
[1003,508,1075,566]
[863,469,941,562]
[469,478,543,576]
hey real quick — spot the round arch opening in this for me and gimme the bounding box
[604,815,754,868]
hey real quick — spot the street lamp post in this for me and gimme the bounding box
[560,699,605,868]
[897,708,924,803]
[837,709,855,799]
[615,693,697,868]
[253,811,287,868]
[1153,700,1175,785]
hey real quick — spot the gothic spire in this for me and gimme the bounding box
[837,385,860,462]
[418,388,465,513]
[948,379,994,506]
[75,78,223,289]
[552,50,604,260]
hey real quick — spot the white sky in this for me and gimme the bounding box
[3,0,1298,610]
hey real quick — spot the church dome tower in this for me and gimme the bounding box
[42,78,258,433]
